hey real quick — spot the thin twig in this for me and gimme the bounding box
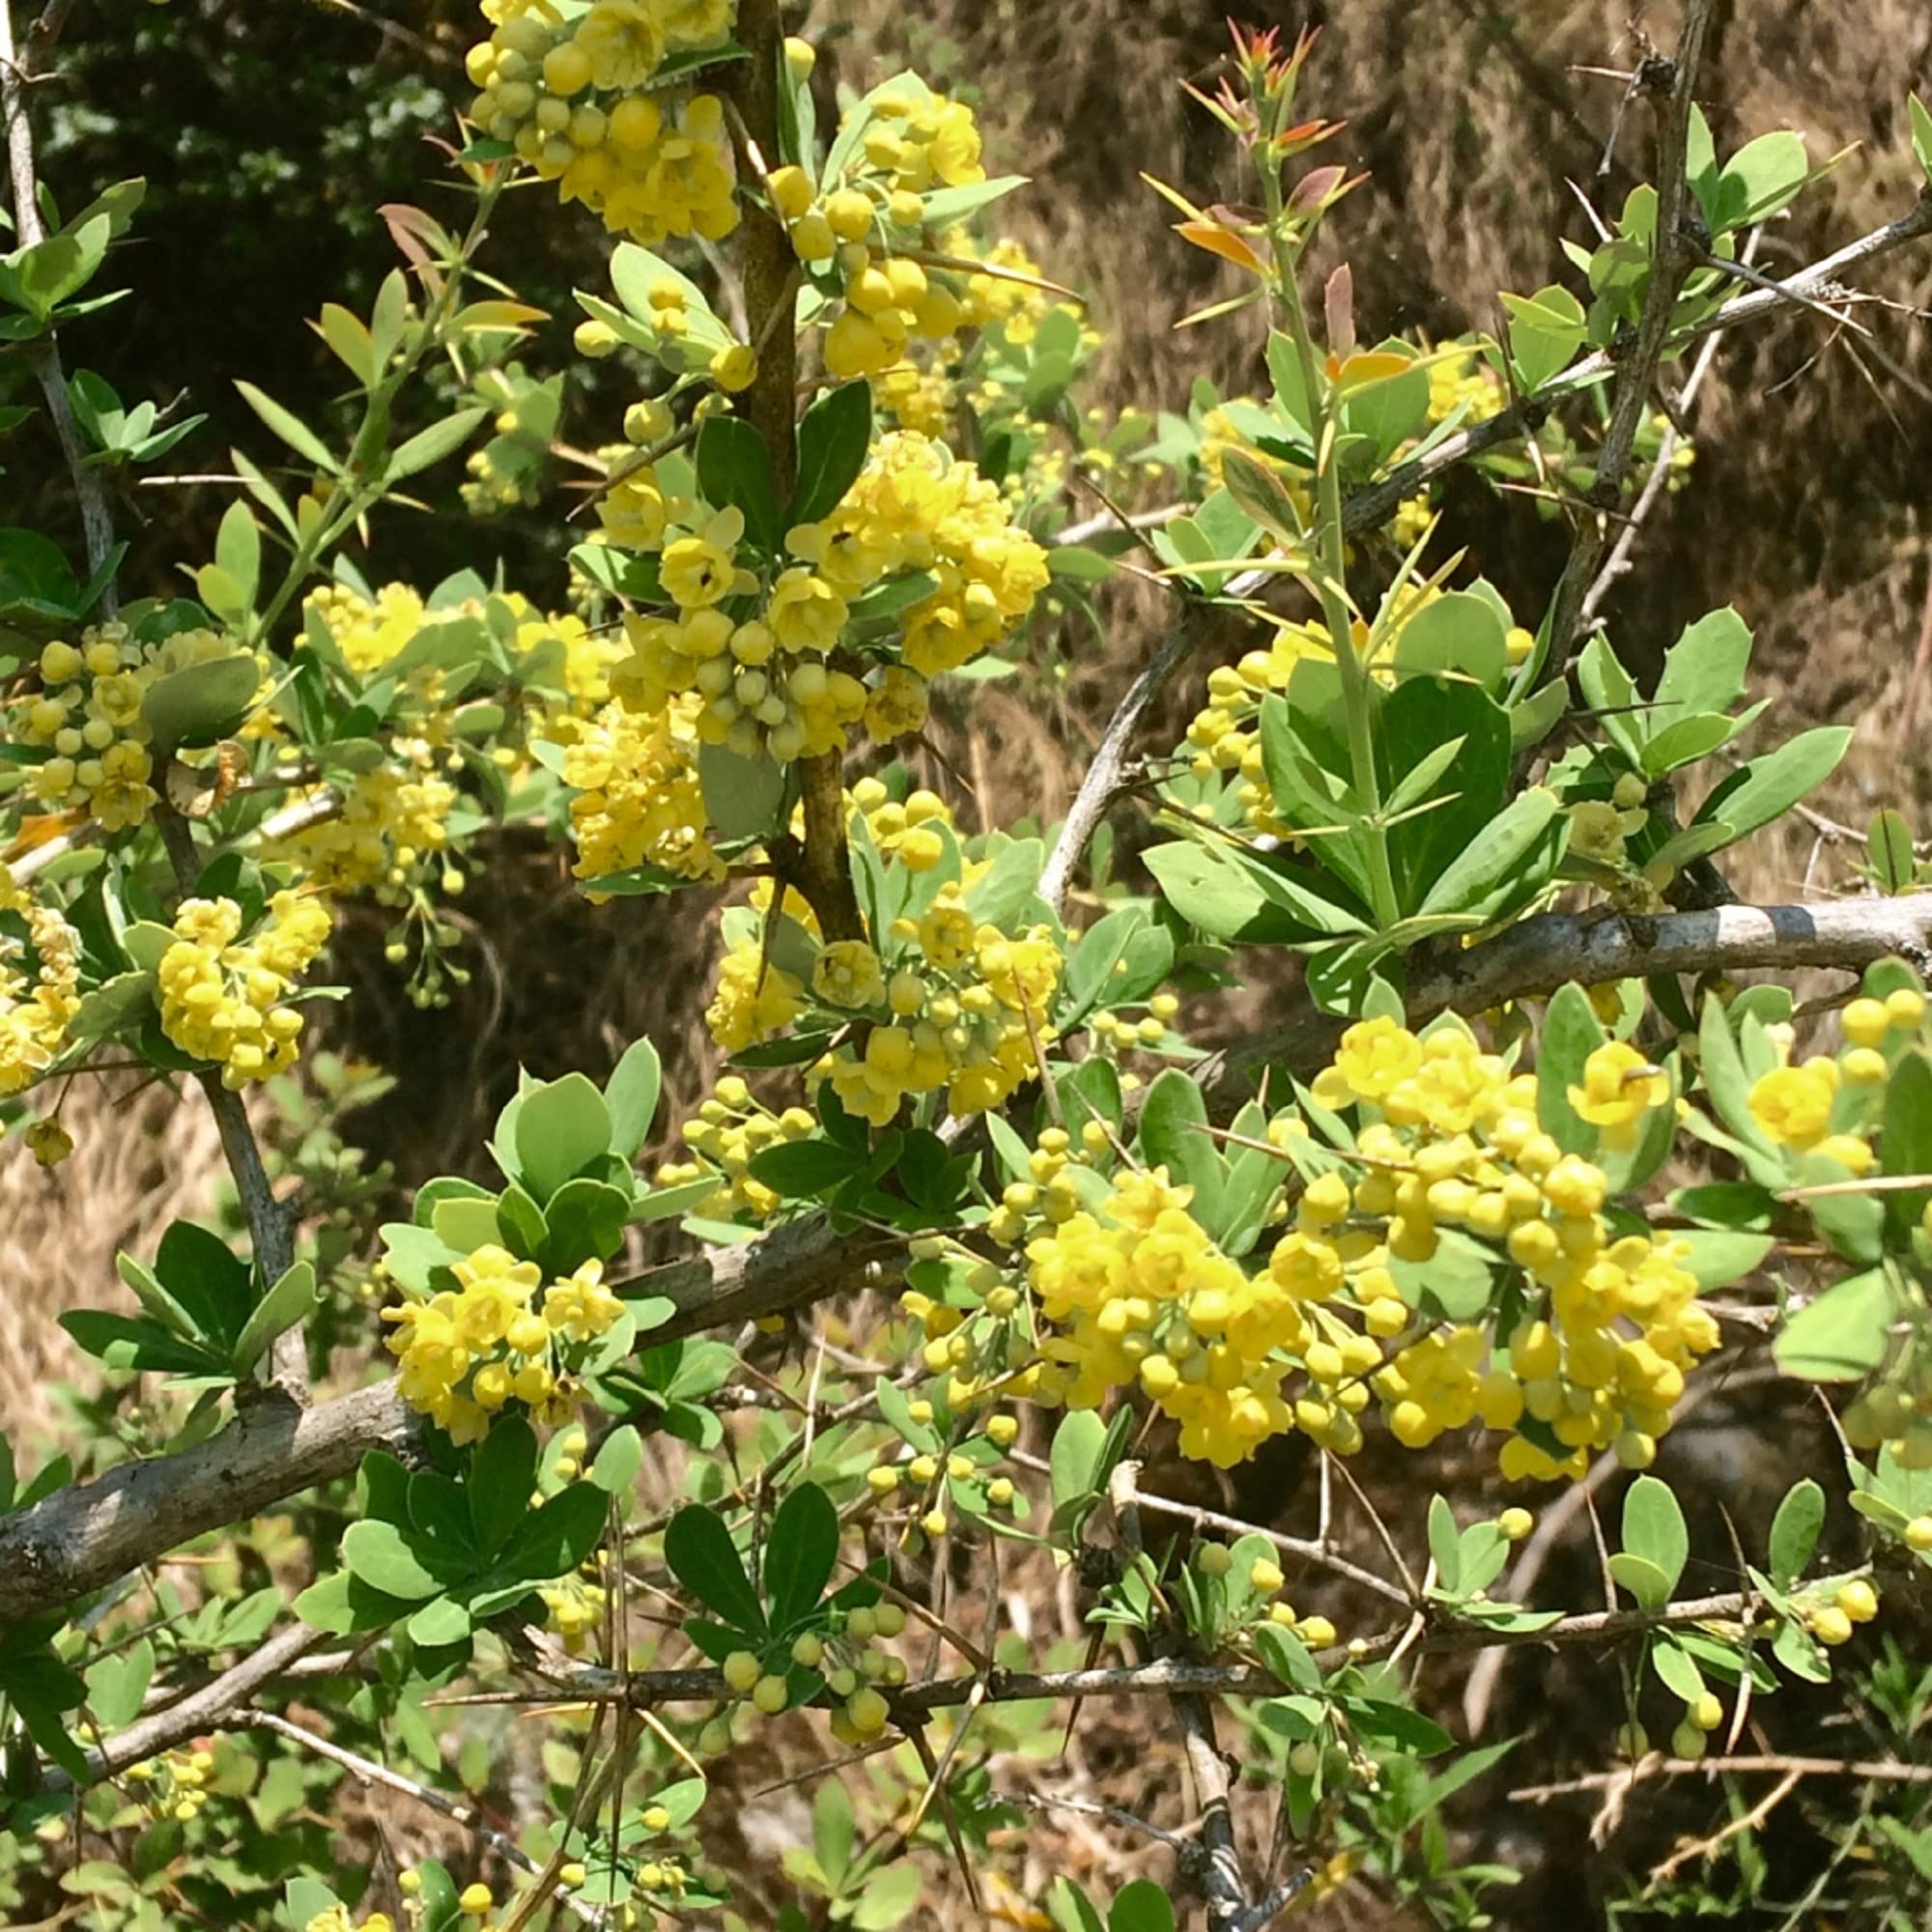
[0,0,117,606]
[1578,226,1762,628]
[1541,0,1716,679]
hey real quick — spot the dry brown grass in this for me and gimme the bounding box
[0,1077,222,1444]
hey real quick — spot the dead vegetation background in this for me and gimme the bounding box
[6,0,1932,1923]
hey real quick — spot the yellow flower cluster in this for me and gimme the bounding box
[125,1747,216,1825]
[304,1910,393,1932]
[817,904,1062,1126]
[1029,1167,1318,1468]
[765,91,986,381]
[12,623,252,833]
[382,1243,622,1444]
[1745,989,1924,1168]
[464,3,739,245]
[277,756,458,900]
[717,1602,909,1746]
[698,782,1062,1127]
[539,1571,610,1653]
[606,430,1046,766]
[156,892,333,1090]
[1009,1014,1713,1478]
[306,582,427,678]
[0,884,81,1097]
[1181,586,1531,834]
[563,690,724,890]
[658,1073,821,1220]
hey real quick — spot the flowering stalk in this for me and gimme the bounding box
[1243,33,1401,933]
[729,0,864,942]
[249,172,507,646]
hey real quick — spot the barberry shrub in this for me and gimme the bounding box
[3,4,1932,1928]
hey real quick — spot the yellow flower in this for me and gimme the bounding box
[660,507,744,610]
[1568,1040,1669,1147]
[813,939,886,1009]
[1747,1062,1836,1151]
[766,568,847,655]
[1312,1014,1421,1106]
[573,0,666,90]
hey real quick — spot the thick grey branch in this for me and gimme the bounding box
[0,1220,901,1632]
[1211,891,1932,1097]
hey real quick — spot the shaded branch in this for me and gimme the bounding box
[0,0,117,605]
[1540,0,1716,677]
[1339,191,1932,541]
[1210,891,1932,1099]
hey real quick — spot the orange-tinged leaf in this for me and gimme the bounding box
[1177,221,1266,274]
[4,810,86,859]
[1332,351,1414,391]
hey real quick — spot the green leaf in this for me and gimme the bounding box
[1380,676,1512,912]
[15,213,112,320]
[236,380,339,472]
[696,414,783,552]
[1912,95,1932,189]
[962,836,1044,929]
[114,1250,198,1339]
[1049,1409,1108,1517]
[1694,727,1852,839]
[1108,1881,1175,1932]
[502,1480,610,1582]
[1606,1551,1672,1610]
[541,1178,631,1273]
[1653,607,1752,722]
[1252,1623,1321,1692]
[790,381,872,526]
[154,1218,254,1349]
[1536,982,1608,1155]
[1392,591,1509,692]
[606,1037,664,1159]
[1650,1636,1706,1705]
[231,1261,316,1376]
[213,499,261,611]
[1427,1493,1462,1594]
[1867,809,1916,895]
[1768,1478,1824,1588]
[748,1139,866,1199]
[665,1503,765,1633]
[590,1423,643,1496]
[764,1482,839,1630]
[141,652,260,749]
[813,1776,855,1891]
[1641,713,1738,779]
[1622,1475,1688,1597]
[1881,1050,1932,1240]
[852,1861,923,1931]
[1343,1695,1455,1755]
[1142,838,1365,945]
[920,174,1029,225]
[514,1072,613,1205]
[1136,1070,1222,1232]
[1498,284,1586,390]
[469,1417,538,1554]
[341,1520,441,1602]
[1775,1267,1896,1381]
[1715,130,1809,231]
[387,405,490,483]
[85,1636,155,1729]
[1417,785,1562,920]
[698,742,788,841]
